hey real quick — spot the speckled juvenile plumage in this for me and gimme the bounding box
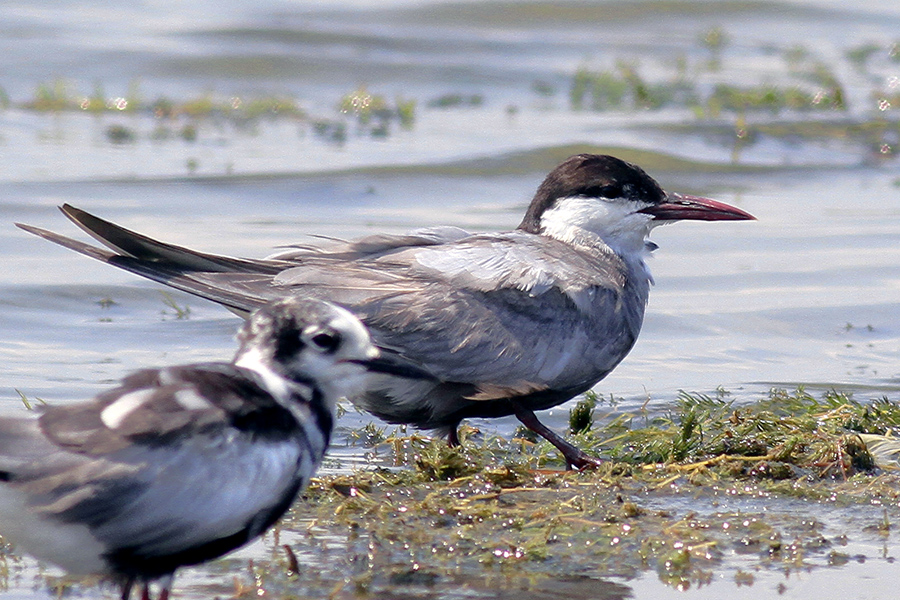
[17,154,754,468]
[0,298,405,600]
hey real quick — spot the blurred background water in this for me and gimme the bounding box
[0,0,898,598]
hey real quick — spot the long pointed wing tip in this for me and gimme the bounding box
[59,203,86,222]
[15,222,47,236]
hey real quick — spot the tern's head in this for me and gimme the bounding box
[235,298,378,406]
[519,154,755,256]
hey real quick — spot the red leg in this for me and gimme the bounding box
[157,574,174,600]
[514,408,602,470]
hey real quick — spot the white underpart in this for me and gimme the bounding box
[100,388,156,429]
[540,195,658,280]
[0,485,107,575]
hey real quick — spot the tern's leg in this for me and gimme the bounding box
[514,408,602,470]
[157,575,174,600]
[121,578,135,600]
[447,426,461,447]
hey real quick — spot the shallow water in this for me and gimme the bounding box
[0,0,899,598]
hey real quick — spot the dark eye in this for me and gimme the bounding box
[581,185,622,199]
[311,331,341,354]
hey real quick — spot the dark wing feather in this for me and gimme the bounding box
[37,364,297,455]
[59,204,287,274]
[0,365,310,565]
[14,224,274,315]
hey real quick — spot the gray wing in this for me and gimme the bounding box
[19,205,638,398]
[0,366,306,558]
[266,225,473,261]
[266,233,632,391]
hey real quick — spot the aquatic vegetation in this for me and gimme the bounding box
[6,388,900,597]
[159,291,191,320]
[569,60,844,116]
[698,25,730,71]
[656,116,900,163]
[311,119,347,144]
[699,26,729,53]
[13,389,45,410]
[339,86,416,138]
[218,387,900,598]
[5,23,900,162]
[17,80,310,143]
[570,68,627,110]
[568,391,597,434]
[105,124,136,144]
[708,83,844,115]
[26,79,73,112]
[566,30,849,117]
[846,43,883,66]
[570,62,695,112]
[427,93,485,108]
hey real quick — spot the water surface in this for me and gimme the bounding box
[0,0,899,598]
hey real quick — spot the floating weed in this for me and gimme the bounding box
[14,389,46,410]
[37,383,885,600]
[311,119,347,144]
[846,43,883,66]
[666,117,900,160]
[699,25,729,71]
[160,291,191,320]
[699,26,729,52]
[427,93,483,109]
[338,86,415,137]
[708,83,844,115]
[106,124,136,144]
[27,79,73,112]
[17,389,900,597]
[569,63,690,112]
[96,297,117,309]
[568,392,597,434]
[567,36,845,117]
[348,422,389,447]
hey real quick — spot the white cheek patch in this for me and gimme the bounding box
[101,389,156,429]
[173,389,212,410]
[328,306,377,361]
[540,196,653,256]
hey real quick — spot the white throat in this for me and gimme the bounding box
[540,195,657,257]
[539,195,658,282]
